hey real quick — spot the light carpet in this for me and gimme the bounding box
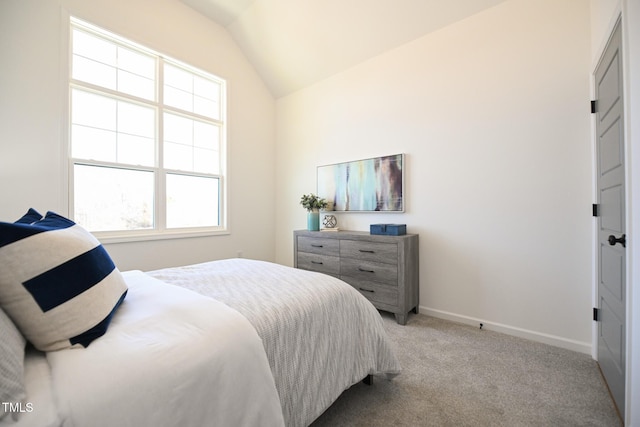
[311,313,621,426]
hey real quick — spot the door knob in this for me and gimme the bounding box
[608,234,626,248]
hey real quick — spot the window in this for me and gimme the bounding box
[69,18,226,239]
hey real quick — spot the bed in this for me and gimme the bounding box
[147,258,401,427]
[0,210,401,427]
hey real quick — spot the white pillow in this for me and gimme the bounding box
[0,209,41,420]
[0,210,128,351]
[0,306,26,420]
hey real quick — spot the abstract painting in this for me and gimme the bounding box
[317,154,404,212]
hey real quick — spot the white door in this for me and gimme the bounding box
[594,18,625,417]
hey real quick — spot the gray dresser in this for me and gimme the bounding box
[293,230,419,325]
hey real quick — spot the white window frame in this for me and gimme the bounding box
[67,17,228,243]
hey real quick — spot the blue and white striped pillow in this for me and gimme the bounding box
[0,210,128,351]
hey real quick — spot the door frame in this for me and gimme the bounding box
[591,5,639,425]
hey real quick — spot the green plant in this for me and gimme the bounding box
[300,193,328,212]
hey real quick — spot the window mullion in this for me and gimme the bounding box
[70,81,160,109]
[162,105,224,126]
[71,158,156,172]
[156,57,166,232]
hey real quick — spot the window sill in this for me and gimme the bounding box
[94,228,230,244]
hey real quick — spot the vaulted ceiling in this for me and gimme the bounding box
[181,0,510,98]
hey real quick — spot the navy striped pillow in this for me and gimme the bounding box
[0,210,128,351]
[14,208,43,224]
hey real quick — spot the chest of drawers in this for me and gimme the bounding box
[293,230,419,325]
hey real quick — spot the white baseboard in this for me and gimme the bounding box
[420,306,592,355]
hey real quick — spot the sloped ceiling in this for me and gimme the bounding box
[181,0,510,98]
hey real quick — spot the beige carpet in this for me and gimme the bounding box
[311,313,621,427]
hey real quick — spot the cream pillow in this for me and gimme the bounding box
[0,210,128,351]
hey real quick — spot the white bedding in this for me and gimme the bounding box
[5,258,399,427]
[5,270,284,427]
[148,258,401,427]
[0,349,60,427]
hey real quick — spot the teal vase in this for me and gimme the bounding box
[307,211,320,231]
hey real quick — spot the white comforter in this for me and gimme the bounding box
[148,258,401,427]
[6,270,284,427]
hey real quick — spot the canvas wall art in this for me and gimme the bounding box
[317,154,404,212]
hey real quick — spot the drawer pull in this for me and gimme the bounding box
[311,261,324,265]
[311,244,324,248]
[358,267,375,273]
[359,288,375,293]
[359,249,375,253]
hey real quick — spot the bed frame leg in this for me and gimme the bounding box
[363,374,373,385]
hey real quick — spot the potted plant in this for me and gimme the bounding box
[300,193,328,231]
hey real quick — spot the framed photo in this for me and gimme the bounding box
[317,154,404,212]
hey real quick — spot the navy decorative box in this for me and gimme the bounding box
[370,224,407,236]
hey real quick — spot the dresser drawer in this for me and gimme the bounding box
[297,236,340,256]
[341,277,398,307]
[340,240,398,264]
[340,258,398,286]
[297,252,340,276]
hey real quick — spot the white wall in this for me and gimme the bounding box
[0,0,277,271]
[275,0,592,352]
